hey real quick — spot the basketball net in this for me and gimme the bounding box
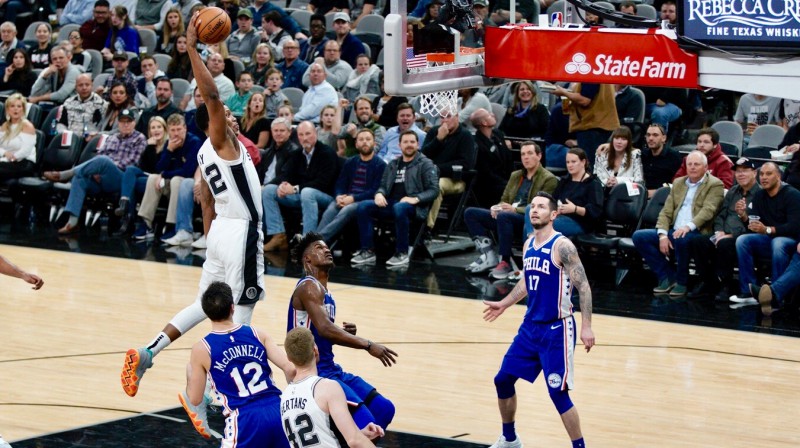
[417,49,483,118]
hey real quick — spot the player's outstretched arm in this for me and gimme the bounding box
[255,327,296,383]
[0,254,43,289]
[556,238,595,352]
[294,282,398,366]
[196,174,216,236]
[185,343,211,406]
[483,277,527,322]
[317,379,379,447]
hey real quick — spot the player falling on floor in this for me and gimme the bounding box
[288,232,398,433]
[121,10,265,399]
[180,281,294,446]
[483,192,596,448]
[282,327,384,448]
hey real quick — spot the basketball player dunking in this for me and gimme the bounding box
[288,232,398,434]
[121,10,266,414]
[483,192,596,448]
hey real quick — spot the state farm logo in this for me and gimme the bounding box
[565,53,687,80]
[565,53,591,75]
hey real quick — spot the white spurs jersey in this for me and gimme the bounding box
[281,376,345,448]
[197,138,262,223]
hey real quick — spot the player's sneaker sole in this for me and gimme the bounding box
[121,348,151,397]
[179,392,212,439]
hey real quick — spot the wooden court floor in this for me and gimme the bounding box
[1,245,799,447]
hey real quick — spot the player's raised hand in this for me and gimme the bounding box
[342,321,357,335]
[482,300,506,322]
[367,342,398,367]
[186,11,199,48]
[581,326,595,353]
[361,422,385,440]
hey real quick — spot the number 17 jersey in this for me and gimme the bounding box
[523,232,574,324]
[197,138,263,223]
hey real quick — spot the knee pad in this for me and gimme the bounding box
[363,390,395,429]
[549,389,574,415]
[494,371,518,400]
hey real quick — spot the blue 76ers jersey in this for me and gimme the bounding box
[287,277,342,376]
[522,232,574,324]
[197,138,263,223]
[203,325,282,414]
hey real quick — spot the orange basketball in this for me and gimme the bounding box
[195,7,231,45]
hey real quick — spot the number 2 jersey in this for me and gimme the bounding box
[522,231,574,324]
[197,137,262,224]
[203,325,282,414]
[281,376,346,448]
[287,277,341,376]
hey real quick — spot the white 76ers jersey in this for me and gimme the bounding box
[197,138,263,223]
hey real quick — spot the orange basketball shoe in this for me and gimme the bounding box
[120,348,153,397]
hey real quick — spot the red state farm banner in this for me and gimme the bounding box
[485,26,699,89]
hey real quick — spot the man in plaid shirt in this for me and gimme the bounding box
[44,108,147,234]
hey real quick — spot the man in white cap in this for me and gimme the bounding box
[332,11,365,67]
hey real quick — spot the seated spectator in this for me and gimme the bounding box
[331,12,365,68]
[614,85,643,126]
[640,87,687,133]
[183,52,235,110]
[457,88,491,131]
[261,10,294,63]
[641,123,682,197]
[247,43,274,86]
[0,22,25,67]
[227,9,260,62]
[470,108,514,208]
[136,77,182,134]
[0,94,36,181]
[156,7,184,55]
[294,63,338,123]
[543,100,577,169]
[303,40,352,91]
[299,14,329,64]
[371,73,408,129]
[183,87,204,139]
[102,6,140,66]
[593,126,644,189]
[338,96,386,157]
[462,0,494,47]
[277,104,300,145]
[734,93,781,143]
[340,54,379,104]
[249,0,306,39]
[318,128,386,243]
[225,72,254,116]
[420,0,442,26]
[115,115,168,232]
[276,40,309,90]
[80,0,112,53]
[351,130,439,266]
[66,32,92,74]
[241,92,270,149]
[57,73,107,140]
[631,150,724,297]
[99,81,138,132]
[99,51,137,102]
[136,55,166,107]
[688,157,760,301]
[262,121,338,251]
[377,102,425,163]
[499,81,549,146]
[44,108,146,234]
[200,41,238,81]
[30,23,54,70]
[316,104,341,150]
[464,141,557,278]
[264,68,289,118]
[132,113,202,240]
[673,127,734,189]
[525,147,604,237]
[166,34,192,81]
[756,242,800,317]
[421,111,475,230]
[29,47,81,107]
[260,116,299,188]
[0,49,36,97]
[732,162,800,302]
[61,0,96,26]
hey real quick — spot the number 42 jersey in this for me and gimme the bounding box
[197,138,263,223]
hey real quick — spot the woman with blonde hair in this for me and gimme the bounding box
[115,116,168,230]
[0,93,37,181]
[499,80,550,144]
[157,7,185,55]
[247,43,274,86]
[593,125,644,188]
[241,92,270,149]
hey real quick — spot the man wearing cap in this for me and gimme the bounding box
[463,0,495,48]
[227,9,261,62]
[687,157,761,301]
[332,12,366,68]
[98,50,137,101]
[29,47,81,107]
[43,108,147,234]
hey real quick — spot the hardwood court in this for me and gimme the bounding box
[1,245,799,447]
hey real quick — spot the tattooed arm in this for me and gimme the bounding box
[556,238,596,352]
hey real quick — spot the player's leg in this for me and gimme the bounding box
[338,372,395,430]
[224,221,265,315]
[542,316,585,448]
